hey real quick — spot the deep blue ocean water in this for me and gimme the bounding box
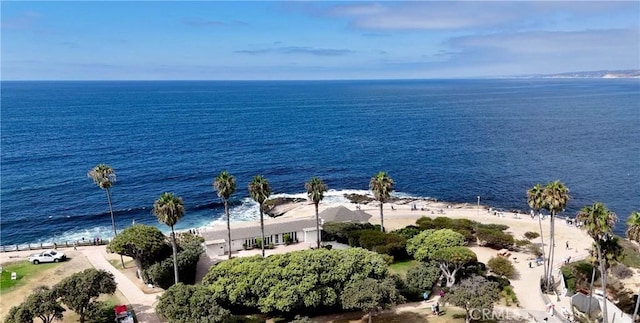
[1,79,639,245]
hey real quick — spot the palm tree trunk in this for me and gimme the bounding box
[587,266,596,318]
[260,208,265,257]
[368,310,373,323]
[105,189,125,268]
[547,211,556,293]
[171,226,179,285]
[315,203,320,249]
[225,200,232,259]
[379,202,384,232]
[597,243,608,322]
[632,286,639,322]
[537,212,549,288]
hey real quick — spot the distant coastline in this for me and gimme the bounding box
[516,69,640,79]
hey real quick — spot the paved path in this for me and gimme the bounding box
[80,246,164,323]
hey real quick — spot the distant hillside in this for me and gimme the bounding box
[522,69,640,79]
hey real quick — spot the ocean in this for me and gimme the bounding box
[1,79,638,245]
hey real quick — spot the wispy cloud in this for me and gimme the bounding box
[303,2,639,31]
[181,18,247,27]
[236,46,354,56]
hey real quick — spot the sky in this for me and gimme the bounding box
[2,1,639,80]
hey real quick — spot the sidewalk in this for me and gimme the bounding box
[80,246,164,323]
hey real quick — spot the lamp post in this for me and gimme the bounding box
[477,196,480,216]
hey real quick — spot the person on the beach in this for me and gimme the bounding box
[566,241,569,249]
[73,241,78,250]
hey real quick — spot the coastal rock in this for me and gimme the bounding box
[263,197,307,218]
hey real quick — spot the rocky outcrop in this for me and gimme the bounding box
[263,197,307,218]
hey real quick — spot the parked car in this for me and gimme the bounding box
[27,250,66,264]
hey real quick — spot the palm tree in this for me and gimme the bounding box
[88,164,124,267]
[153,192,185,285]
[542,180,569,292]
[527,183,548,288]
[248,175,271,257]
[305,176,328,249]
[626,211,640,243]
[369,172,394,232]
[214,171,236,259]
[627,211,640,323]
[576,202,618,323]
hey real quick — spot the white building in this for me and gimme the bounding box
[201,206,372,258]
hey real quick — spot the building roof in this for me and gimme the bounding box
[202,216,318,242]
[318,206,372,223]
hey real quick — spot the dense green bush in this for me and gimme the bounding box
[524,231,540,240]
[156,283,234,323]
[356,230,409,260]
[145,233,204,289]
[391,225,422,240]
[476,223,509,232]
[560,261,599,294]
[476,228,514,249]
[487,257,516,278]
[322,222,375,244]
[202,248,390,314]
[403,262,441,300]
[486,275,511,290]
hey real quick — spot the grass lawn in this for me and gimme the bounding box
[389,259,418,277]
[0,261,60,292]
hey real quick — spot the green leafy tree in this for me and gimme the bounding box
[445,275,500,323]
[156,283,233,323]
[369,171,394,232]
[88,163,124,267]
[542,180,570,291]
[432,246,477,287]
[145,233,205,289]
[576,201,618,323]
[527,183,549,289]
[248,175,271,257]
[153,192,185,286]
[340,277,403,323]
[487,257,516,278]
[404,262,441,299]
[626,211,640,243]
[4,286,65,323]
[214,170,236,259]
[108,224,168,280]
[406,229,466,262]
[5,304,32,323]
[55,269,117,323]
[475,228,515,249]
[305,176,328,248]
[202,248,389,314]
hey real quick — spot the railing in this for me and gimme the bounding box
[1,240,110,252]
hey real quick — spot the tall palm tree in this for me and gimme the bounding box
[626,211,640,243]
[153,192,185,285]
[248,175,271,257]
[627,211,640,323]
[369,172,394,232]
[88,164,124,267]
[542,180,569,292]
[214,171,236,259]
[576,202,618,323]
[305,176,328,249]
[527,183,549,288]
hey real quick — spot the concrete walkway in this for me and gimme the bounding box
[80,246,164,323]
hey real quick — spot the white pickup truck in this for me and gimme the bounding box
[27,250,66,264]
